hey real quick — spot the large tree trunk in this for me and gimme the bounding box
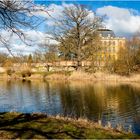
[76,23,82,71]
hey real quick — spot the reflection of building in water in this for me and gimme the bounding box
[92,83,119,111]
[95,29,126,69]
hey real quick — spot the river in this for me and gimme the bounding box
[0,80,140,134]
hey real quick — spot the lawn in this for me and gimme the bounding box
[0,112,139,139]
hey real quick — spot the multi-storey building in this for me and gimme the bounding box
[95,29,126,69]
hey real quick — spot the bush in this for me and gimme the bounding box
[21,70,32,78]
[6,69,15,76]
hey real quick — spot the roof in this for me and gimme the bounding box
[97,29,115,38]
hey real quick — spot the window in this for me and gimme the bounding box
[106,55,108,60]
[113,41,115,46]
[96,55,99,60]
[108,47,111,52]
[113,47,115,52]
[104,47,107,52]
[104,41,107,46]
[104,55,106,60]
[119,41,122,47]
[102,41,104,46]
[113,55,115,60]
[109,41,111,46]
[106,47,108,52]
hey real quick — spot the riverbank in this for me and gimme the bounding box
[0,112,139,139]
[1,71,140,82]
[44,71,140,83]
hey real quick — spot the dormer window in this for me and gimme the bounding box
[108,34,111,37]
[97,29,115,38]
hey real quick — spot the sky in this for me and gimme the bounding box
[34,0,140,37]
[1,0,140,55]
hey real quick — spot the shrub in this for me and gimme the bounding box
[21,70,32,78]
[6,69,15,76]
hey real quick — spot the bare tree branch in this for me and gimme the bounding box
[49,4,102,69]
[0,0,49,60]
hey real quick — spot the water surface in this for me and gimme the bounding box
[0,80,140,134]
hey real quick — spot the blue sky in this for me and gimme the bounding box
[35,0,140,11]
[1,0,140,54]
[33,0,140,37]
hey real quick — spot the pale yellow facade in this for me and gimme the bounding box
[100,37,126,60]
[95,29,126,67]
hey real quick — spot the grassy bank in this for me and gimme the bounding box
[1,71,140,82]
[0,112,139,139]
[44,71,140,82]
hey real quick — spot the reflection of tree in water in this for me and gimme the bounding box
[6,80,15,91]
[59,83,85,118]
[1,80,140,133]
[104,84,140,133]
[105,85,140,118]
[58,82,105,120]
[43,81,63,114]
[57,82,140,125]
[17,80,40,112]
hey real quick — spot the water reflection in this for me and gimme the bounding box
[0,80,140,134]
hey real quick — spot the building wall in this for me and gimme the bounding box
[95,35,126,68]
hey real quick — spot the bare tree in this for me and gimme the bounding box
[0,0,48,55]
[50,5,102,70]
[112,35,140,75]
[128,33,140,71]
[0,52,8,65]
[38,40,58,63]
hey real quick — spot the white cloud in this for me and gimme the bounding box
[0,47,9,53]
[37,3,95,26]
[45,3,73,26]
[96,6,140,37]
[31,3,65,26]
[30,3,140,37]
[3,3,140,55]
[0,29,57,55]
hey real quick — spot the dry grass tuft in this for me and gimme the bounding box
[45,73,68,80]
[69,71,140,82]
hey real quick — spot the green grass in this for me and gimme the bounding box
[0,112,139,139]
